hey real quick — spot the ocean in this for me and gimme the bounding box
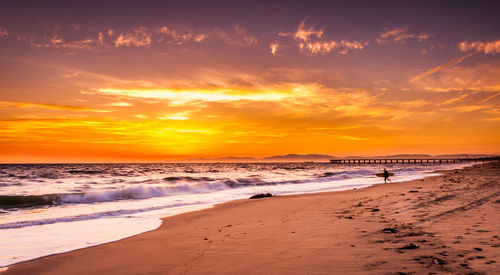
[0,162,473,266]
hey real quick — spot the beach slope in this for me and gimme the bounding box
[4,162,500,274]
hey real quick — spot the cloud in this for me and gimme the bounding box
[294,20,323,41]
[28,34,101,51]
[106,102,132,107]
[458,40,500,54]
[397,99,432,108]
[156,26,205,45]
[114,27,152,47]
[97,31,104,45]
[275,20,367,56]
[155,25,256,46]
[158,112,190,120]
[270,42,279,55]
[334,134,366,141]
[0,27,8,37]
[94,87,296,104]
[214,26,258,46]
[410,53,473,82]
[478,92,500,104]
[16,21,258,52]
[449,105,490,113]
[194,34,207,42]
[159,116,189,120]
[298,39,366,55]
[0,101,110,112]
[164,129,211,134]
[377,27,431,45]
[437,93,471,106]
[234,26,258,45]
[412,62,500,92]
[411,40,500,83]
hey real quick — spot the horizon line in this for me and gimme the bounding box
[0,153,497,165]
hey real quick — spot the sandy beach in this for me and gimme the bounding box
[3,161,499,274]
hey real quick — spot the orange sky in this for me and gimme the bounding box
[0,1,499,162]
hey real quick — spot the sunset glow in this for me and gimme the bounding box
[0,1,499,162]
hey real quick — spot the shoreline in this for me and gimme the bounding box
[0,162,469,267]
[3,162,499,274]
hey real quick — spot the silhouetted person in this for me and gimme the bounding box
[383,168,390,183]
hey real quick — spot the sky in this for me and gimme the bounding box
[0,0,499,162]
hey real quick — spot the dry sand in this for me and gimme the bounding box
[3,162,500,274]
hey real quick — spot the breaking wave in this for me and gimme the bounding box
[0,182,229,209]
[0,169,384,209]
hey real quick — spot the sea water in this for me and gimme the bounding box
[0,162,474,266]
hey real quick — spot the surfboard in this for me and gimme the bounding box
[376,172,394,177]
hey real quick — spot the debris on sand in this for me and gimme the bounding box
[249,193,273,199]
[399,243,419,250]
[431,256,446,265]
[382,228,398,233]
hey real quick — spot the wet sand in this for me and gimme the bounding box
[3,162,500,274]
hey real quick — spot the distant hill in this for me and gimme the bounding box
[184,154,335,162]
[182,153,496,162]
[434,154,494,158]
[213,156,257,162]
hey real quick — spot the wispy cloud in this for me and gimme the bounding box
[413,40,500,84]
[276,19,367,55]
[478,92,500,104]
[377,27,431,45]
[114,27,152,47]
[214,26,258,46]
[437,93,471,106]
[270,42,279,55]
[16,22,258,51]
[397,99,432,108]
[298,39,366,55]
[156,26,207,45]
[449,105,490,113]
[0,27,8,37]
[410,53,473,82]
[294,20,324,41]
[27,34,102,51]
[106,102,133,107]
[0,101,110,112]
[412,62,500,93]
[164,129,211,134]
[158,112,191,120]
[423,84,500,93]
[458,40,500,54]
[155,25,257,46]
[94,88,296,103]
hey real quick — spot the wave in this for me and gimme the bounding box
[0,181,231,209]
[0,194,61,209]
[67,170,104,175]
[0,170,384,209]
[163,176,214,182]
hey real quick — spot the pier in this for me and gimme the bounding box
[329,157,499,164]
